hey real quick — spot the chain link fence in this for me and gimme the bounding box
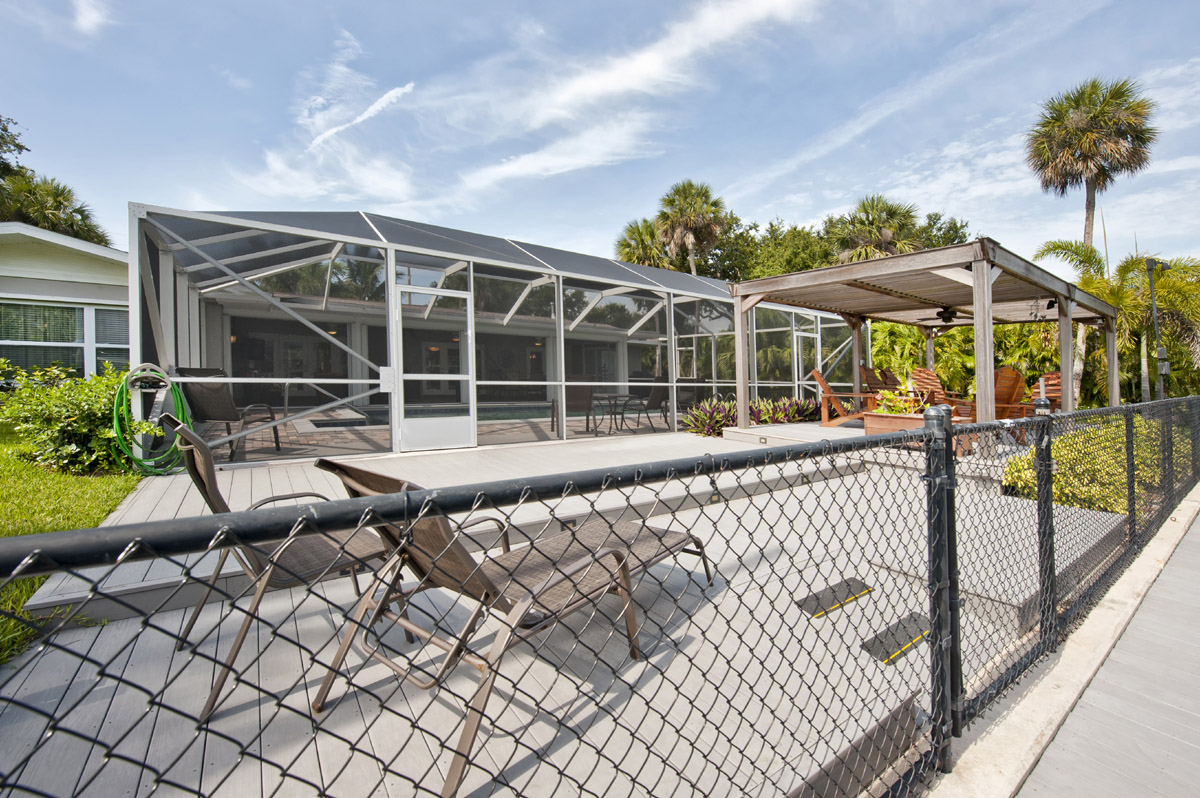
[0,397,1196,797]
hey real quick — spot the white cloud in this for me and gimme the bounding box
[71,0,111,35]
[220,69,253,92]
[1139,57,1200,133]
[725,0,1108,202]
[308,83,415,151]
[0,0,112,42]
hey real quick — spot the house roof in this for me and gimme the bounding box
[0,222,126,263]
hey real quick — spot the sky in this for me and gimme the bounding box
[2,0,1198,280]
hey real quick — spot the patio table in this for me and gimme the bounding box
[592,393,639,435]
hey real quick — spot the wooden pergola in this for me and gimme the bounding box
[728,238,1120,427]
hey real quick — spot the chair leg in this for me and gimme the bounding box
[267,408,281,451]
[441,622,518,798]
[311,585,375,713]
[178,549,229,652]
[199,569,272,723]
[614,558,641,661]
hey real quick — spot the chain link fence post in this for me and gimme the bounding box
[924,406,954,773]
[1126,403,1137,542]
[1164,402,1176,506]
[1033,397,1058,650]
[1190,397,1200,483]
[937,405,964,739]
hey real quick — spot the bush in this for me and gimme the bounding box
[0,361,155,474]
[681,396,819,437]
[1001,416,1190,513]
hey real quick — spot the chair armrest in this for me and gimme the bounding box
[460,516,512,552]
[505,546,627,630]
[247,491,330,510]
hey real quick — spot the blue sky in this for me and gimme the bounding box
[2,0,1198,279]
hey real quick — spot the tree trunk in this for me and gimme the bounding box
[1083,179,1096,249]
[687,247,697,277]
[1140,335,1151,402]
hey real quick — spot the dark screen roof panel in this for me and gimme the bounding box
[211,211,384,242]
[366,214,544,269]
[511,241,662,288]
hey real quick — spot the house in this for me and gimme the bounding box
[0,222,129,376]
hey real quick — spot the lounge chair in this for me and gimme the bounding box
[160,414,387,723]
[175,367,280,457]
[309,458,714,798]
[859,366,902,394]
[810,369,877,427]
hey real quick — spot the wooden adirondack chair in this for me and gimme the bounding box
[811,369,876,427]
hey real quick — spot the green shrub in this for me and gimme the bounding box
[0,362,156,475]
[1001,416,1190,513]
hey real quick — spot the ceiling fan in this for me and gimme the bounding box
[918,306,959,325]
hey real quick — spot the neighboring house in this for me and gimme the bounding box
[0,222,129,376]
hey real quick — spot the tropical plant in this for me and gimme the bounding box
[826,194,921,263]
[1034,239,1106,405]
[615,218,669,269]
[680,396,817,436]
[871,390,922,415]
[0,171,111,246]
[1025,77,1157,249]
[0,114,28,178]
[656,180,726,277]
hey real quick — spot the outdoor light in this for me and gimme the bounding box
[1145,258,1171,399]
[327,330,338,335]
[1046,299,1056,310]
[428,346,440,353]
[229,335,237,343]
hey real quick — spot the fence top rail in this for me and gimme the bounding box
[0,426,934,578]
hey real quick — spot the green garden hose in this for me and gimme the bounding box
[112,363,190,475]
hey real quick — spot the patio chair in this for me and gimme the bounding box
[859,366,902,394]
[619,377,669,431]
[550,378,606,434]
[810,369,877,427]
[309,458,714,798]
[175,367,280,457]
[159,414,387,724]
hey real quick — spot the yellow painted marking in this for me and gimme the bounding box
[883,629,930,664]
[811,586,873,618]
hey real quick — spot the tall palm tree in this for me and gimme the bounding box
[0,171,111,246]
[1034,239,1105,404]
[655,180,726,276]
[828,194,921,263]
[615,218,669,269]
[1026,78,1157,249]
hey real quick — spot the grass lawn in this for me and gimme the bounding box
[0,424,141,663]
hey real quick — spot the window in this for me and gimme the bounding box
[0,302,129,375]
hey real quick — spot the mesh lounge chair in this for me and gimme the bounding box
[811,369,877,427]
[176,367,280,457]
[310,458,714,798]
[159,414,387,723]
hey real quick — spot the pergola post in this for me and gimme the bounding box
[733,294,751,429]
[1105,319,1120,407]
[922,327,936,369]
[1058,299,1077,413]
[841,314,865,398]
[971,259,996,424]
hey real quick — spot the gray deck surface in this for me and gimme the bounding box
[1018,514,1200,797]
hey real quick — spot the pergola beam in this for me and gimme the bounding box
[1058,298,1077,413]
[972,258,996,424]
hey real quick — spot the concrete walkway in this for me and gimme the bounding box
[1017,511,1200,796]
[931,482,1200,797]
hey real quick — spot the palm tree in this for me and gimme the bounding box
[655,180,726,276]
[0,171,111,246]
[1034,239,1106,404]
[828,194,921,263]
[1026,78,1157,249]
[615,218,669,269]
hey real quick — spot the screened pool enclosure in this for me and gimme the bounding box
[130,205,860,461]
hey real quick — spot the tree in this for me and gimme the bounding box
[826,194,921,263]
[1033,239,1106,406]
[914,212,971,250]
[615,218,669,269]
[0,172,111,246]
[655,179,726,277]
[748,220,833,278]
[704,212,759,282]
[0,115,28,178]
[1025,77,1157,249]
